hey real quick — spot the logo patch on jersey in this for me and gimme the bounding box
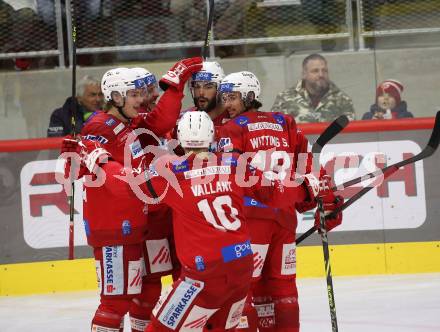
[237,316,249,329]
[235,116,249,127]
[221,240,252,263]
[184,165,231,179]
[103,245,124,295]
[83,219,90,237]
[146,239,173,273]
[158,279,204,329]
[127,259,143,295]
[243,196,268,208]
[129,140,144,159]
[192,72,213,81]
[195,256,206,272]
[172,160,189,173]
[182,305,218,330]
[113,122,125,135]
[84,134,109,144]
[281,243,296,275]
[105,118,116,127]
[251,244,269,278]
[218,137,232,150]
[225,297,247,329]
[254,303,275,328]
[273,114,286,125]
[221,156,237,166]
[247,122,283,132]
[121,220,131,236]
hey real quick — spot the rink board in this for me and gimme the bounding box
[1,119,440,296]
[1,241,440,296]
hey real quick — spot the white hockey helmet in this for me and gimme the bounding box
[101,67,146,102]
[177,111,215,148]
[132,67,157,87]
[219,71,261,104]
[190,61,225,86]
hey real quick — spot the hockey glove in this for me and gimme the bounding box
[60,135,81,180]
[60,136,110,179]
[295,173,321,212]
[61,134,79,154]
[314,195,344,232]
[159,57,203,91]
[295,173,338,213]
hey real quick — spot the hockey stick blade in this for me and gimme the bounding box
[332,111,440,191]
[203,0,215,59]
[312,115,349,154]
[297,111,440,245]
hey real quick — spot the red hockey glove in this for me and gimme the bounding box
[314,195,344,232]
[159,57,203,91]
[60,135,79,154]
[60,135,81,179]
[295,173,321,212]
[78,140,111,175]
[60,137,110,180]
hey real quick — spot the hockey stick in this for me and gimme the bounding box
[311,116,349,155]
[296,111,440,245]
[331,111,440,192]
[203,0,215,59]
[317,197,339,332]
[310,117,348,332]
[68,0,77,260]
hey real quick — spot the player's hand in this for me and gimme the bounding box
[61,135,80,154]
[159,57,203,91]
[60,135,81,180]
[314,195,343,232]
[295,173,321,212]
[295,174,334,213]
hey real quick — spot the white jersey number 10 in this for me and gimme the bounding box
[197,195,241,231]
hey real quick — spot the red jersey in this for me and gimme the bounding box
[83,161,149,247]
[145,152,270,272]
[81,87,184,168]
[216,111,311,227]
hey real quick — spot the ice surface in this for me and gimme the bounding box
[1,273,439,331]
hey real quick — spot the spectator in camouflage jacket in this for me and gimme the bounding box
[271,53,355,123]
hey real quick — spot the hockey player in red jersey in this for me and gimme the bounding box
[143,112,285,332]
[216,71,343,332]
[130,66,182,294]
[60,139,149,332]
[62,58,203,331]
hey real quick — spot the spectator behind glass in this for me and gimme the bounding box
[362,80,413,120]
[271,53,355,123]
[47,76,104,137]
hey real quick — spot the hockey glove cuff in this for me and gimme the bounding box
[159,57,203,91]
